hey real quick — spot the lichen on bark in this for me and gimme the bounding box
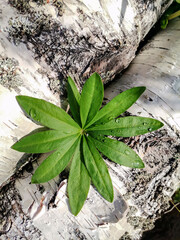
[0,55,22,91]
[0,181,44,240]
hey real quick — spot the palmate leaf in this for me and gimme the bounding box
[67,76,81,125]
[11,130,80,153]
[68,141,90,216]
[87,116,164,137]
[11,72,164,216]
[80,72,104,128]
[83,136,114,202]
[16,96,80,131]
[89,135,144,168]
[31,136,80,183]
[85,87,146,128]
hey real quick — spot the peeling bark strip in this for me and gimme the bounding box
[0,181,44,240]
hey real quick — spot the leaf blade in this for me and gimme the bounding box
[83,136,113,202]
[87,116,163,137]
[68,142,90,216]
[85,87,146,128]
[89,135,144,168]
[31,135,80,183]
[16,96,80,130]
[67,76,81,125]
[11,130,80,153]
[80,73,104,128]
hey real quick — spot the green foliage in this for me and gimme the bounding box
[160,0,180,29]
[11,72,163,215]
[172,188,180,203]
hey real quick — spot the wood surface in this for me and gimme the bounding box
[0,1,179,240]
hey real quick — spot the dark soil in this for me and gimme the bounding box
[141,206,180,240]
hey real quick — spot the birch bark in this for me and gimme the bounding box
[0,1,179,240]
[0,0,173,186]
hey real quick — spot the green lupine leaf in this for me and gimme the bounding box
[80,73,104,128]
[67,76,81,125]
[12,73,165,216]
[85,87,146,128]
[16,96,80,130]
[11,130,80,153]
[83,136,114,202]
[68,141,90,216]
[31,136,80,183]
[87,116,163,137]
[89,135,144,168]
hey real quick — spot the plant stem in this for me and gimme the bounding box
[170,199,180,213]
[168,10,180,20]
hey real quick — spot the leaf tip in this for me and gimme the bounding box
[137,161,145,169]
[109,194,114,203]
[67,76,72,83]
[31,175,39,184]
[15,95,21,103]
[140,86,146,93]
[92,72,100,77]
[10,143,16,150]
[159,121,164,128]
[15,95,20,99]
[69,201,82,216]
[16,95,24,101]
[141,162,145,168]
[11,142,21,152]
[105,193,114,203]
[71,210,79,216]
[91,72,103,83]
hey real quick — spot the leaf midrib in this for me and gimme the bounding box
[88,119,160,131]
[86,88,145,128]
[19,133,79,148]
[86,138,111,196]
[38,137,79,180]
[27,101,80,129]
[82,79,96,127]
[93,137,135,160]
[88,124,150,131]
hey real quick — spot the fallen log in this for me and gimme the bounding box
[0,1,179,240]
[0,0,173,187]
[1,17,180,240]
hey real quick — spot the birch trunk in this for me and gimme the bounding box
[0,1,179,240]
[0,0,173,187]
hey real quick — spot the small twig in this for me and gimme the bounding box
[66,104,70,113]
[170,199,180,213]
[164,201,180,215]
[168,10,180,20]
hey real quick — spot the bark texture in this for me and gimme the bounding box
[1,18,180,240]
[1,0,172,85]
[0,1,179,240]
[0,0,173,187]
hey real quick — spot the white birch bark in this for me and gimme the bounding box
[0,1,179,240]
[0,0,173,187]
[1,18,179,240]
